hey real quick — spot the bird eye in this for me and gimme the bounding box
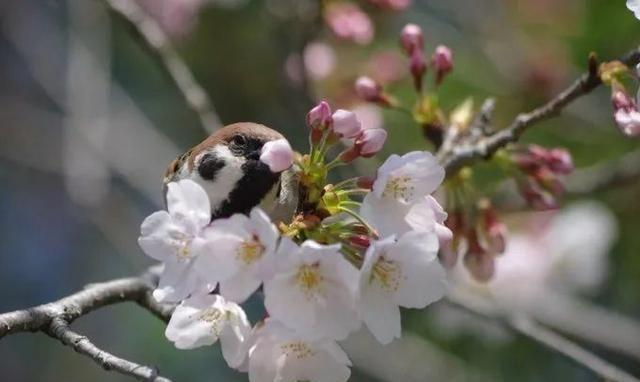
[232,135,247,146]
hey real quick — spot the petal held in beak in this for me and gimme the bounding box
[260,138,294,172]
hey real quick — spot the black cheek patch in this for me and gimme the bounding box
[214,160,279,219]
[198,153,225,181]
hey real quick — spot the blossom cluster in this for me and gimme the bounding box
[139,101,448,381]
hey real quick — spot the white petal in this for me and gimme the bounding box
[248,338,279,382]
[250,207,279,253]
[628,0,640,19]
[360,283,401,345]
[165,294,224,349]
[360,194,412,237]
[396,152,444,203]
[263,272,316,331]
[153,261,202,303]
[220,303,252,368]
[220,270,262,303]
[138,211,180,262]
[392,231,446,308]
[193,225,246,284]
[280,349,351,382]
[322,340,352,366]
[166,179,211,227]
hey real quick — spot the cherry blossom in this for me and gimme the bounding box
[263,239,360,340]
[165,294,250,368]
[360,151,445,236]
[627,0,640,19]
[138,179,212,303]
[195,207,279,303]
[247,320,351,382]
[359,231,446,344]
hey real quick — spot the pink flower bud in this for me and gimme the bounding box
[348,234,371,249]
[532,167,564,196]
[464,251,495,283]
[331,109,362,138]
[260,138,294,172]
[306,101,332,131]
[355,128,387,157]
[520,180,558,210]
[464,231,495,282]
[400,23,423,54]
[354,76,383,102]
[614,108,640,137]
[409,49,426,91]
[612,89,635,111]
[478,199,506,255]
[356,176,375,190]
[432,45,453,85]
[546,148,573,175]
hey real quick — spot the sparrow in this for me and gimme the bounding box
[163,122,298,223]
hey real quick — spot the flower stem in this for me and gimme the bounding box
[337,206,376,235]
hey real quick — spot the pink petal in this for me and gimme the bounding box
[260,139,294,172]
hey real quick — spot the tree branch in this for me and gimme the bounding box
[566,149,640,194]
[45,317,171,382]
[0,268,175,381]
[446,291,640,382]
[440,47,640,175]
[103,0,222,133]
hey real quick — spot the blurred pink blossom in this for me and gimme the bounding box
[303,42,337,80]
[368,51,407,84]
[369,0,411,11]
[324,3,374,45]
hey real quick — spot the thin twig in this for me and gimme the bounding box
[0,268,175,381]
[46,317,171,382]
[566,149,640,194]
[441,47,640,175]
[446,291,640,382]
[103,0,222,133]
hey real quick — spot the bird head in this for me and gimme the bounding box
[163,122,296,221]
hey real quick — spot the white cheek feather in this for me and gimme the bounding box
[188,145,245,213]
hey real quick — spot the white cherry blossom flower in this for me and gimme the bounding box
[372,151,444,204]
[361,151,446,237]
[165,294,251,368]
[247,320,352,382]
[359,230,446,344]
[138,179,212,303]
[263,239,360,340]
[627,0,640,20]
[196,207,279,303]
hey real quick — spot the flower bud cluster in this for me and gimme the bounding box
[442,195,507,282]
[510,145,574,210]
[138,103,450,382]
[354,23,454,148]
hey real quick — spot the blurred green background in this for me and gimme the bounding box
[0,0,639,381]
